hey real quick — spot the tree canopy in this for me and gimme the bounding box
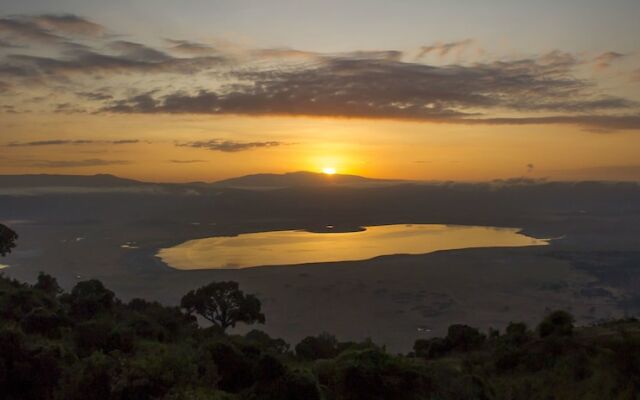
[0,223,18,257]
[2,273,640,399]
[181,281,265,332]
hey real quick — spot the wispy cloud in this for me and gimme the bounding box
[1,14,639,132]
[165,39,216,55]
[30,158,132,168]
[169,159,208,163]
[7,139,140,146]
[0,14,104,46]
[593,51,625,70]
[103,53,639,130]
[176,139,285,152]
[417,39,474,59]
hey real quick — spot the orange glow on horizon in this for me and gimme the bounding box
[322,167,337,175]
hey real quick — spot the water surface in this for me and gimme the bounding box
[158,224,548,270]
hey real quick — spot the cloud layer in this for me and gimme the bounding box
[30,158,131,168]
[1,13,639,132]
[7,139,139,147]
[176,139,284,152]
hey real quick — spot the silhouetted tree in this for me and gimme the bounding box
[413,337,450,359]
[538,310,574,338]
[0,223,17,257]
[20,307,64,338]
[181,281,265,332]
[245,329,290,354]
[295,332,339,360]
[504,322,530,346]
[446,324,486,351]
[33,272,62,296]
[65,280,115,320]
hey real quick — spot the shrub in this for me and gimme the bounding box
[538,310,574,338]
[295,333,339,360]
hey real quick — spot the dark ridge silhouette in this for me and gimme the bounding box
[0,173,144,188]
[210,171,405,189]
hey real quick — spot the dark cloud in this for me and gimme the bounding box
[7,139,140,147]
[0,16,65,44]
[1,14,638,132]
[29,14,104,37]
[169,159,208,164]
[30,158,131,168]
[5,49,227,78]
[103,54,638,130]
[417,39,474,59]
[593,51,625,69]
[75,91,113,101]
[0,38,22,48]
[111,139,139,144]
[252,48,320,60]
[0,14,103,45]
[176,139,284,152]
[166,39,216,55]
[109,40,171,62]
[54,102,86,114]
[464,115,640,132]
[1,104,17,113]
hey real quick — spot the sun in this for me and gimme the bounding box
[322,167,337,175]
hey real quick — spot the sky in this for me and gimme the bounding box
[0,0,639,182]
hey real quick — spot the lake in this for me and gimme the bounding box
[157,224,549,270]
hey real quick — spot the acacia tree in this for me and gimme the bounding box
[0,223,18,257]
[181,281,265,332]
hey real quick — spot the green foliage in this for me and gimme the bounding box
[245,366,321,400]
[20,307,65,338]
[318,348,434,400]
[64,279,115,320]
[181,281,265,332]
[33,272,62,296]
[538,310,574,337]
[2,271,640,400]
[0,223,18,257]
[446,324,486,351]
[413,337,450,359]
[413,324,485,359]
[295,332,340,360]
[201,341,257,392]
[245,329,290,355]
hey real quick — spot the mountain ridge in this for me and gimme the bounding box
[0,171,405,189]
[210,171,405,189]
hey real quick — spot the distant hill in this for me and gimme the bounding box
[0,174,145,188]
[211,171,405,189]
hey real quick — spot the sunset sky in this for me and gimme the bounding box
[1,0,639,182]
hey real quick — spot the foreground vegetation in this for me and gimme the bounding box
[1,272,639,400]
[1,225,639,399]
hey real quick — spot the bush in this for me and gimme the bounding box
[66,280,115,320]
[414,337,451,359]
[504,322,530,346]
[446,324,486,352]
[538,310,574,338]
[328,348,433,400]
[245,330,290,355]
[20,307,64,338]
[295,333,339,361]
[74,322,135,355]
[202,341,256,392]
